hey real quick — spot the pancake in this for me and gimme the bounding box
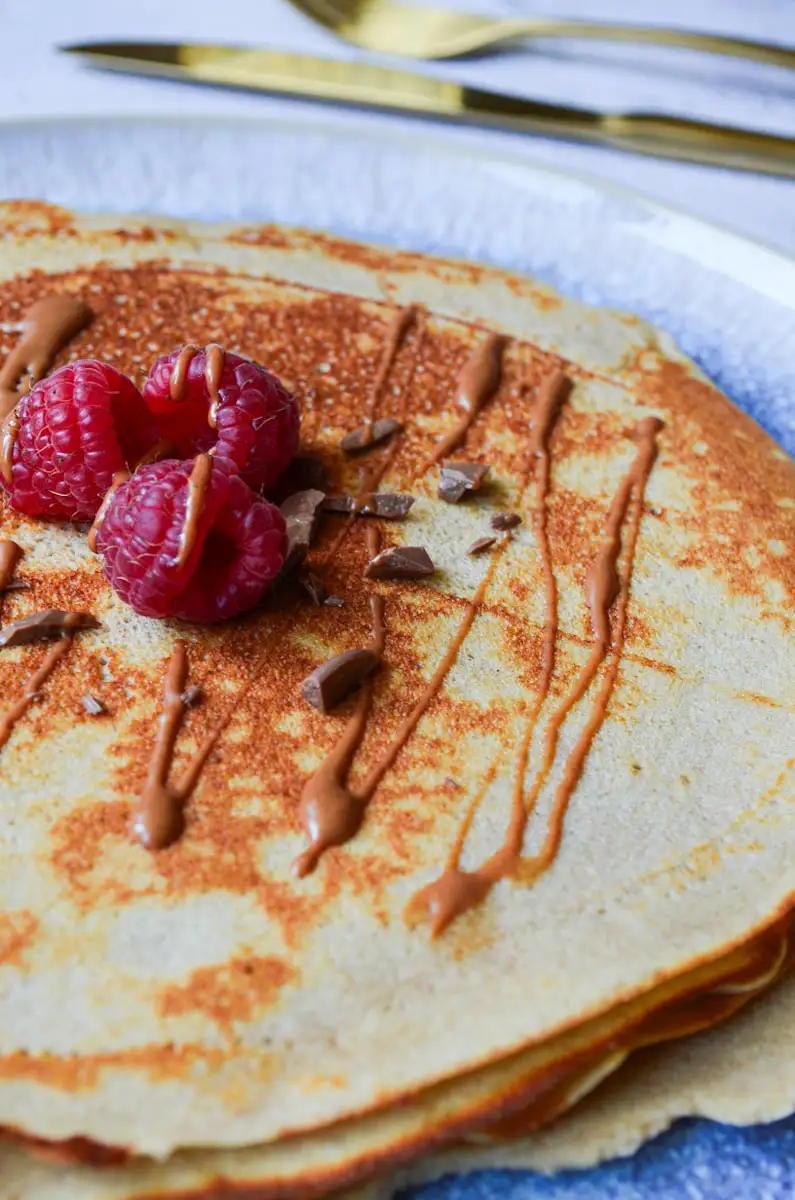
[392,968,795,1186]
[0,918,790,1198]
[0,202,792,1177]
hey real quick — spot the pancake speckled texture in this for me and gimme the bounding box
[0,202,792,1195]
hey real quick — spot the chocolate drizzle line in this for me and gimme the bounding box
[134,642,233,851]
[365,523,381,560]
[295,370,558,883]
[513,416,664,883]
[174,455,213,570]
[403,371,569,928]
[424,334,504,468]
[205,344,225,430]
[357,551,503,805]
[169,343,225,428]
[0,605,98,754]
[410,412,662,936]
[0,638,73,754]
[360,307,418,447]
[0,409,20,486]
[320,307,419,566]
[169,345,199,403]
[87,471,130,553]
[292,591,386,878]
[0,296,93,419]
[0,541,23,604]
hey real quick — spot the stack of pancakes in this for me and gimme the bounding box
[0,202,792,1199]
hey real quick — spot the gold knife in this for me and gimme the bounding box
[62,41,795,177]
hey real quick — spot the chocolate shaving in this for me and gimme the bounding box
[365,546,436,580]
[181,685,204,709]
[81,694,106,716]
[322,493,414,520]
[0,610,100,649]
[279,488,326,573]
[438,462,490,503]
[324,595,345,608]
[299,570,328,607]
[340,417,403,454]
[468,536,497,556]
[301,648,381,714]
[490,512,522,532]
[1,580,29,593]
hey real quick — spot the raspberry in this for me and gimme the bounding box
[95,456,287,623]
[1,360,158,521]
[142,347,300,492]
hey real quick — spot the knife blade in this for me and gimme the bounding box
[62,41,795,178]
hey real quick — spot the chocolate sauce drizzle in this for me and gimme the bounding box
[167,342,225,425]
[410,414,663,935]
[87,471,130,554]
[321,307,419,564]
[0,296,94,480]
[0,580,98,756]
[169,345,197,403]
[0,410,20,486]
[0,296,93,419]
[295,334,521,872]
[175,455,213,570]
[358,551,503,805]
[359,308,418,447]
[205,345,225,429]
[346,372,567,899]
[424,334,503,468]
[134,642,232,851]
[292,587,386,877]
[0,541,23,601]
[296,356,536,878]
[0,637,73,754]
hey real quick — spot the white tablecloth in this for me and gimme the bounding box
[3,0,795,254]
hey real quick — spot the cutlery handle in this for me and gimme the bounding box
[495,18,795,73]
[463,89,795,178]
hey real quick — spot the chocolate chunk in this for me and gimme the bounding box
[438,462,490,503]
[279,488,326,572]
[0,610,100,648]
[324,595,345,608]
[81,693,106,716]
[299,570,328,606]
[340,417,403,454]
[181,685,204,709]
[490,512,522,532]
[322,493,414,520]
[365,546,435,580]
[301,648,381,714]
[468,536,497,556]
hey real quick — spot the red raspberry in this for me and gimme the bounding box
[142,348,300,492]
[95,456,287,623]
[1,361,158,521]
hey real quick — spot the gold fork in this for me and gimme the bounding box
[288,0,795,69]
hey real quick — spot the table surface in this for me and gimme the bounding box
[2,0,795,254]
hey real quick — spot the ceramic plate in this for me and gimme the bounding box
[0,114,793,1200]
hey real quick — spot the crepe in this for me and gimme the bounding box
[0,203,792,1185]
[5,967,795,1198]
